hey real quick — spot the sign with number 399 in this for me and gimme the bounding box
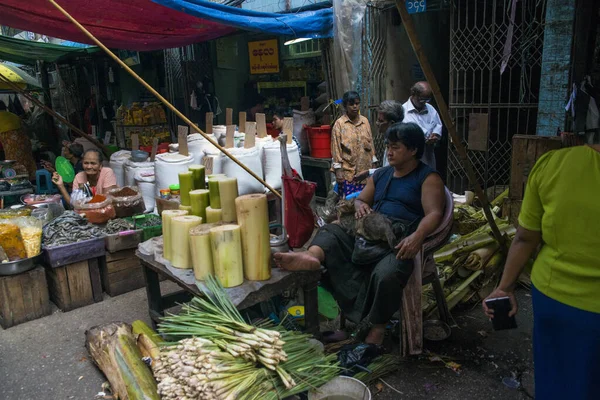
[406,0,426,14]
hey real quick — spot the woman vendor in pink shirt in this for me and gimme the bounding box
[52,149,118,204]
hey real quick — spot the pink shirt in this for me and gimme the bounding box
[72,167,117,195]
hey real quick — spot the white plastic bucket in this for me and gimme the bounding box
[308,376,371,400]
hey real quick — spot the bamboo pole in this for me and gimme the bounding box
[395,0,508,252]
[0,73,112,158]
[47,0,282,199]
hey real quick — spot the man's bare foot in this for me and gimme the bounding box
[364,324,386,345]
[273,251,321,271]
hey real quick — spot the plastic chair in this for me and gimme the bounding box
[35,169,58,194]
[400,187,454,356]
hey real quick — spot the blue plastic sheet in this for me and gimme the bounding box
[153,0,333,38]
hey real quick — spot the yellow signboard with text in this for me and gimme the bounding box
[248,39,279,75]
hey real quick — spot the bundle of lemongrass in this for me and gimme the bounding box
[155,276,340,399]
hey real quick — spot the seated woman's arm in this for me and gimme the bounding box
[395,173,445,260]
[52,172,71,205]
[355,176,376,218]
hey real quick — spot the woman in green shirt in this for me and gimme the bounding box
[484,144,600,399]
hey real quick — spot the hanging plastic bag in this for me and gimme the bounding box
[338,343,384,371]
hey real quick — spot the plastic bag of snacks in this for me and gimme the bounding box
[73,194,116,224]
[12,217,43,258]
[107,186,146,218]
[0,222,27,260]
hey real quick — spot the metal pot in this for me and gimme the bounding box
[0,254,42,276]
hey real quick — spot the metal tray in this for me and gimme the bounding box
[0,254,42,276]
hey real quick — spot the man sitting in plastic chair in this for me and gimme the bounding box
[274,122,445,345]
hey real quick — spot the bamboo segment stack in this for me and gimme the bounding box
[209,224,244,287]
[205,206,222,223]
[219,177,239,222]
[161,210,189,261]
[170,215,203,269]
[235,194,271,281]
[189,189,210,221]
[189,225,215,281]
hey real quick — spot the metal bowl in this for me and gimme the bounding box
[423,319,452,341]
[0,254,42,276]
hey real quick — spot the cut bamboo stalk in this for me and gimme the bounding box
[210,224,244,288]
[47,0,282,199]
[189,189,210,221]
[206,112,214,134]
[190,224,215,281]
[226,108,233,126]
[170,215,203,269]
[245,122,257,149]
[178,205,192,212]
[208,175,225,209]
[256,113,267,138]
[219,177,239,222]
[235,194,271,281]
[85,322,159,400]
[189,164,205,190]
[225,125,235,148]
[206,206,223,223]
[239,111,247,133]
[161,210,188,262]
[178,171,193,206]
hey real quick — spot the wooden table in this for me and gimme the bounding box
[136,251,322,335]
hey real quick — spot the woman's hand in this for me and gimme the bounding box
[483,288,518,319]
[395,231,425,260]
[41,160,55,173]
[354,201,372,219]
[52,172,64,187]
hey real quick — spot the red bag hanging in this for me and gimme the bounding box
[283,170,316,248]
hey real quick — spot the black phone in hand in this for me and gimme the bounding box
[485,297,517,331]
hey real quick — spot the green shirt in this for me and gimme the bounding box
[519,145,600,313]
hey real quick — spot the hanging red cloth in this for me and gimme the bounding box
[283,170,316,248]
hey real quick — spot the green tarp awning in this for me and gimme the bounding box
[0,36,99,65]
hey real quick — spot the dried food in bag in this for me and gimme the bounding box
[108,186,145,218]
[0,223,27,260]
[12,217,43,258]
[73,194,116,224]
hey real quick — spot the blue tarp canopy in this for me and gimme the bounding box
[152,0,333,39]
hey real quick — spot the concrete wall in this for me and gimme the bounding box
[535,0,575,136]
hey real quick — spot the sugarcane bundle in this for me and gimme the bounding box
[434,219,515,263]
[157,276,341,399]
[85,322,159,400]
[132,320,162,361]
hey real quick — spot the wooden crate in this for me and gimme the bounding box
[45,258,103,312]
[502,198,522,227]
[100,249,145,297]
[0,266,52,329]
[509,135,562,200]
